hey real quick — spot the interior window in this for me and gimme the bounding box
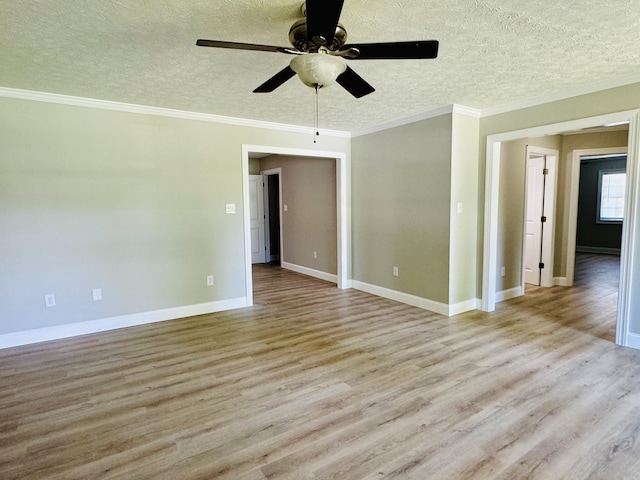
[598,170,626,222]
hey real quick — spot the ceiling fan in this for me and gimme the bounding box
[196,0,439,98]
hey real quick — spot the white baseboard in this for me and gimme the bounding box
[625,333,640,350]
[0,297,249,350]
[449,298,481,316]
[351,281,478,317]
[352,280,448,315]
[496,286,523,303]
[554,277,571,286]
[281,262,338,284]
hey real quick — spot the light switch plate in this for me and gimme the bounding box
[225,203,236,214]
[44,294,56,307]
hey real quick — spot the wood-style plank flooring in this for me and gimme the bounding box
[2,253,640,479]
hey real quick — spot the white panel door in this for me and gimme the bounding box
[249,175,266,264]
[524,156,545,285]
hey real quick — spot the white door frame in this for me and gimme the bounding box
[482,109,640,348]
[565,147,628,286]
[260,168,283,263]
[522,146,558,288]
[242,145,349,306]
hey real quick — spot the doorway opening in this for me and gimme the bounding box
[242,145,349,307]
[248,168,281,265]
[262,170,281,264]
[482,110,640,348]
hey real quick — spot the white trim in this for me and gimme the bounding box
[0,87,350,138]
[449,298,481,316]
[482,109,640,350]
[567,147,628,286]
[352,104,481,137]
[351,281,478,317]
[481,73,640,118]
[5,77,640,140]
[452,104,483,118]
[625,333,640,350]
[242,145,350,298]
[496,286,524,303]
[0,297,248,350]
[281,262,338,284]
[352,280,449,316]
[481,140,501,312]
[617,113,640,347]
[554,277,570,286]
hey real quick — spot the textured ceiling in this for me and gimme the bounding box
[2,0,640,132]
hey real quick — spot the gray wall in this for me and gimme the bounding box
[0,96,349,335]
[449,113,480,304]
[352,115,453,304]
[259,155,337,275]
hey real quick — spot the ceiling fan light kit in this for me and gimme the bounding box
[196,0,439,98]
[290,53,346,89]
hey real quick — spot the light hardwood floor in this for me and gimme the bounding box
[2,254,640,479]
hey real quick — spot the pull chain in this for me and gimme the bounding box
[314,85,319,144]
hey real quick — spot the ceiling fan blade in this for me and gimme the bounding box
[336,66,375,98]
[196,39,294,54]
[253,66,297,93]
[306,0,344,46]
[341,40,439,60]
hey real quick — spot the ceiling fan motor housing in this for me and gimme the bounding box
[289,18,348,52]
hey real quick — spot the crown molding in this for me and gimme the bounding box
[481,73,640,118]
[5,72,639,138]
[0,87,351,138]
[451,104,482,118]
[352,104,481,138]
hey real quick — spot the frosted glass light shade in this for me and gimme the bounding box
[290,53,347,88]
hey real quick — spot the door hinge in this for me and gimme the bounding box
[543,168,549,175]
[541,216,547,223]
[539,262,545,269]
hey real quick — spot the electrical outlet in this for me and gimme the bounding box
[207,275,214,286]
[313,251,317,259]
[44,294,56,307]
[392,266,399,277]
[501,266,506,277]
[92,288,102,301]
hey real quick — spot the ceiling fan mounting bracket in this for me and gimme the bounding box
[289,18,348,52]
